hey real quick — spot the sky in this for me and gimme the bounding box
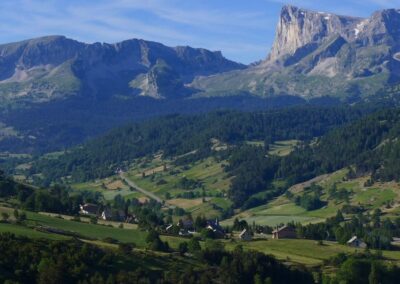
[0,0,400,64]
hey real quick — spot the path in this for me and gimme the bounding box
[120,172,171,207]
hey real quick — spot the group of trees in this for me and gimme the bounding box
[0,233,314,284]
[322,252,400,284]
[296,209,399,250]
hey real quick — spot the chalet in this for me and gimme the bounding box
[80,203,99,215]
[178,219,194,230]
[101,208,112,220]
[207,219,225,237]
[239,229,252,241]
[347,236,367,248]
[272,226,297,239]
[117,210,126,222]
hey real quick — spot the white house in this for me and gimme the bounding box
[347,236,367,248]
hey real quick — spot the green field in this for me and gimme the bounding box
[0,223,69,240]
[126,156,233,218]
[227,239,400,266]
[268,140,300,156]
[0,207,187,249]
[72,176,147,201]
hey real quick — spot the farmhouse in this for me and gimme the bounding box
[178,219,194,230]
[79,203,99,215]
[101,208,112,220]
[207,219,224,233]
[272,226,297,239]
[239,229,252,241]
[347,236,367,248]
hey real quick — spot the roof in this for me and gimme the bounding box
[239,229,248,237]
[102,208,112,217]
[347,236,358,243]
[272,226,292,233]
[81,203,98,213]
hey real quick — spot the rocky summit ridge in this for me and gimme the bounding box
[0,36,245,103]
[1,5,400,104]
[192,5,400,100]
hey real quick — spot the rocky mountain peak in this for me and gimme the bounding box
[269,5,363,61]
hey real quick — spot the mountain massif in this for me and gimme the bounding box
[2,5,400,153]
[0,36,244,103]
[2,5,400,105]
[193,5,400,100]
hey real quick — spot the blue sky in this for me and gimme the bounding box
[0,0,400,64]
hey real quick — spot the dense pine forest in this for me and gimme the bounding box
[31,106,370,183]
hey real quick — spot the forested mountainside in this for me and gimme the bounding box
[30,106,370,198]
[27,106,400,209]
[230,108,400,207]
[0,95,308,154]
[280,108,400,183]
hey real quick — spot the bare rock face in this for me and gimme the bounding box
[269,5,362,61]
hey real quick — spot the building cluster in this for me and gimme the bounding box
[79,203,138,223]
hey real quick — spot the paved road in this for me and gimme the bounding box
[120,172,168,206]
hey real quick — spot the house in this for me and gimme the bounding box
[80,203,99,215]
[272,226,297,239]
[206,219,225,237]
[178,219,194,230]
[125,214,139,224]
[101,208,112,220]
[347,236,367,248]
[117,210,126,222]
[239,229,252,241]
[179,229,193,236]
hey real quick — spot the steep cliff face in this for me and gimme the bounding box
[269,5,362,61]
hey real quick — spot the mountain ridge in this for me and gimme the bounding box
[0,35,245,103]
[192,5,400,100]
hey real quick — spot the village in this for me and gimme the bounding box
[79,202,369,248]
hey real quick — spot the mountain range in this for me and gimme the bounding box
[2,5,400,104]
[1,5,400,153]
[0,36,244,104]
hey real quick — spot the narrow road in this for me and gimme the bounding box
[120,172,170,207]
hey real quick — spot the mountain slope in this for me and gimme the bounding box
[0,36,245,103]
[192,5,400,100]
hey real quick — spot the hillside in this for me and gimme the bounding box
[29,106,368,184]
